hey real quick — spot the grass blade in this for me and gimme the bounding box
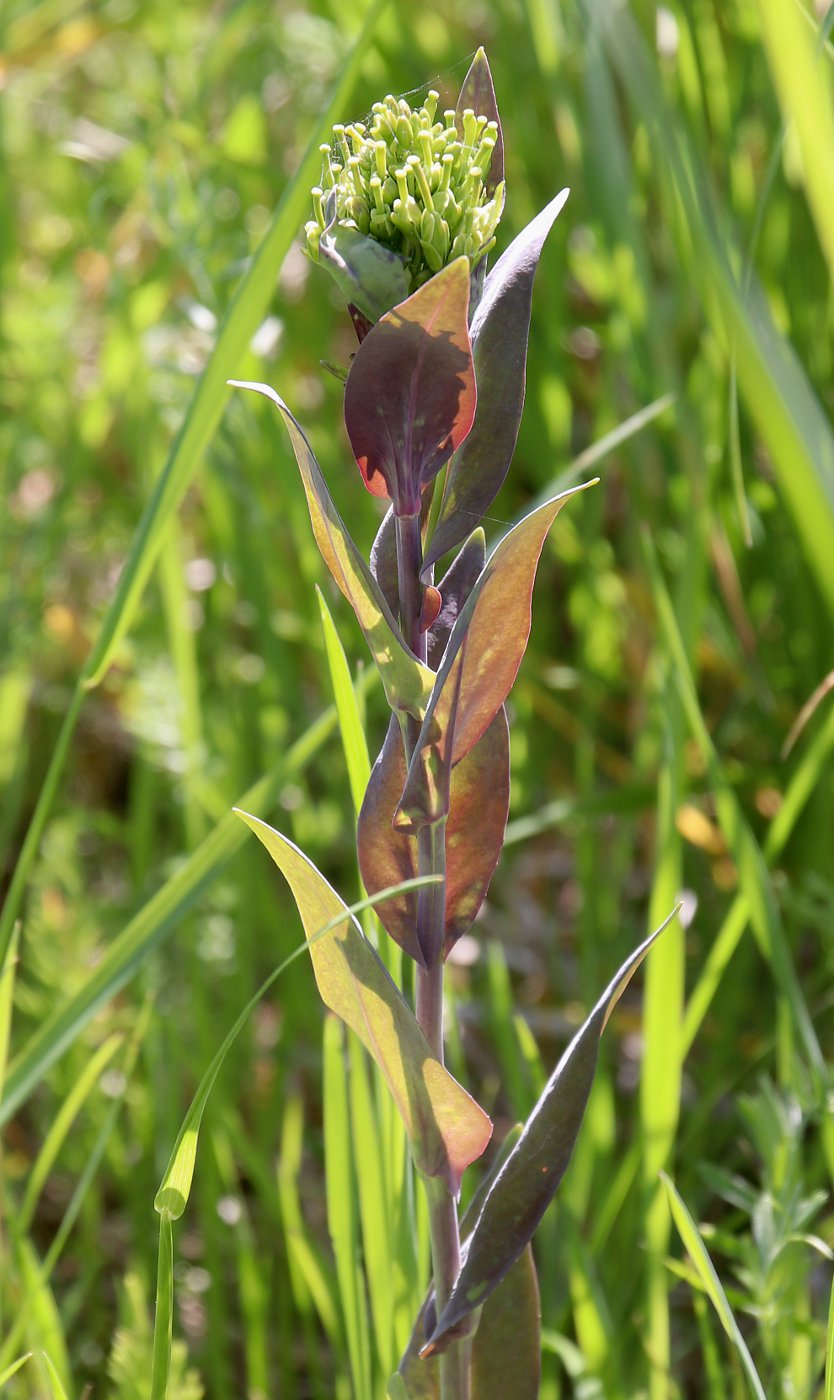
[641,716,684,1399]
[149,1215,174,1400]
[154,873,441,1220]
[0,923,20,1104]
[522,392,675,521]
[660,1172,766,1400]
[643,529,825,1078]
[18,1034,123,1232]
[592,0,834,618]
[0,679,373,1128]
[0,1010,148,1375]
[0,1354,32,1386]
[325,1014,372,1400]
[683,700,834,1054]
[0,0,390,966]
[82,0,389,691]
[39,1352,71,1400]
[317,585,371,820]
[755,0,834,285]
[825,1267,834,1400]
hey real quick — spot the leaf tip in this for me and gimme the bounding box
[232,806,260,837]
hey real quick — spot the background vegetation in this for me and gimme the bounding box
[2,0,833,1396]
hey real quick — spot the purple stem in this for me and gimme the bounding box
[394,508,469,1400]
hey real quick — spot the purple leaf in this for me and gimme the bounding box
[396,482,596,834]
[344,259,477,516]
[396,1125,541,1400]
[370,506,399,617]
[423,912,680,1351]
[423,190,571,573]
[455,47,504,198]
[397,1247,539,1400]
[427,528,486,671]
[357,709,509,964]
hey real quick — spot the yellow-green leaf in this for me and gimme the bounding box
[229,381,434,720]
[237,811,491,1192]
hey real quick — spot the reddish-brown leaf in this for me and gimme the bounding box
[423,191,571,572]
[397,483,595,833]
[358,710,509,962]
[344,259,476,516]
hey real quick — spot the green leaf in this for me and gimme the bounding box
[425,911,678,1350]
[228,381,434,720]
[424,191,571,572]
[237,811,491,1192]
[358,710,509,962]
[397,482,596,833]
[660,1173,767,1400]
[470,1246,540,1400]
[318,213,411,323]
[344,259,477,515]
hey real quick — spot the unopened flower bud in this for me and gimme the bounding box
[306,78,504,295]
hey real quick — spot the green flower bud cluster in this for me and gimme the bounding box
[306,90,504,294]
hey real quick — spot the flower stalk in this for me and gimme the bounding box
[229,44,662,1400]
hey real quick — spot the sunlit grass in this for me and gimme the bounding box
[1,0,833,1395]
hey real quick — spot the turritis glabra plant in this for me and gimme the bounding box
[228,50,676,1400]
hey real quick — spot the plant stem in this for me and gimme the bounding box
[394,509,468,1400]
[394,512,427,663]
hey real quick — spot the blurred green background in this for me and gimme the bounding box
[2,0,834,1396]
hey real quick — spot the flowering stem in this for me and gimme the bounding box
[394,510,468,1400]
[394,512,426,662]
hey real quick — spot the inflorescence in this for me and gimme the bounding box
[306,90,504,294]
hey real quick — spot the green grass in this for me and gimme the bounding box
[2,1,833,1396]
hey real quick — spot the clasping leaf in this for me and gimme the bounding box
[424,908,680,1349]
[424,190,571,571]
[396,481,597,833]
[344,259,477,517]
[237,812,492,1193]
